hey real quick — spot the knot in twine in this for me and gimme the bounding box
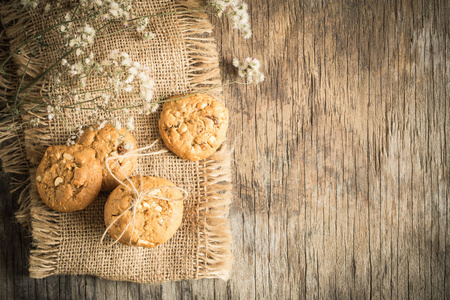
[100,140,189,247]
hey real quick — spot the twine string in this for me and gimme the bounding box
[100,140,189,247]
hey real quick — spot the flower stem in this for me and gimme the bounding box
[14,46,39,111]
[0,14,97,71]
[16,47,78,107]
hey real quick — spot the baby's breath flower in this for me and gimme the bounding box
[136,17,149,32]
[143,102,159,114]
[210,0,251,38]
[30,117,40,127]
[142,31,155,40]
[233,57,264,84]
[47,105,54,120]
[20,0,39,10]
[126,116,135,131]
[67,24,96,50]
[66,126,84,146]
[98,120,108,129]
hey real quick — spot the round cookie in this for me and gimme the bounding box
[76,124,137,191]
[36,145,102,212]
[104,176,184,248]
[159,94,229,161]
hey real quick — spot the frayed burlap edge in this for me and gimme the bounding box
[1,0,233,281]
[0,2,49,228]
[1,1,58,275]
[175,0,233,281]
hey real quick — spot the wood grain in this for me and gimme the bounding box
[1,0,449,299]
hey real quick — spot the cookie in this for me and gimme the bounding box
[76,124,137,191]
[36,145,102,212]
[159,94,229,161]
[104,176,184,248]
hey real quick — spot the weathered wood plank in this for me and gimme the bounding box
[1,1,449,299]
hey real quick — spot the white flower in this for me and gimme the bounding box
[99,120,108,129]
[30,117,40,127]
[233,57,264,84]
[47,105,54,120]
[126,116,135,131]
[143,102,159,114]
[249,57,260,69]
[80,77,87,88]
[143,32,155,40]
[232,58,240,68]
[69,39,77,47]
[140,85,154,102]
[121,58,132,67]
[21,0,39,9]
[44,3,51,13]
[138,72,147,82]
[109,50,120,60]
[210,0,251,38]
[136,17,149,32]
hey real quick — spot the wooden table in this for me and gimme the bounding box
[1,0,449,298]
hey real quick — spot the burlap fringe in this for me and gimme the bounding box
[29,167,60,278]
[175,0,233,280]
[0,3,33,228]
[197,146,233,280]
[175,0,222,97]
[0,2,58,277]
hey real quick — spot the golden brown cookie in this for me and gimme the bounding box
[76,124,137,191]
[159,94,229,161]
[104,176,184,248]
[36,145,102,212]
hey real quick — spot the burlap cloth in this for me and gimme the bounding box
[0,0,232,283]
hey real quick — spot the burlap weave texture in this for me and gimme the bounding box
[0,0,232,283]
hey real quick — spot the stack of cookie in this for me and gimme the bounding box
[35,94,228,248]
[36,124,138,212]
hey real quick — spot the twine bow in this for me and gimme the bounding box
[100,140,188,247]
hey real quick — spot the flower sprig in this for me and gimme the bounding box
[2,0,264,134]
[48,49,157,121]
[233,57,265,84]
[210,0,251,38]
